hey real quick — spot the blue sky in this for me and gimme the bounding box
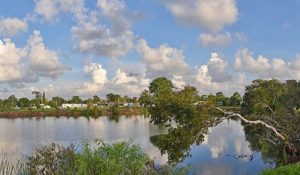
[0,0,300,98]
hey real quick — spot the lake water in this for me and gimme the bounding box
[0,116,273,175]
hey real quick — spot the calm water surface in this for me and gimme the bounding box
[0,116,273,175]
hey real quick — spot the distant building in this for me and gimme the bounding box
[40,104,51,109]
[61,103,88,108]
[14,106,21,110]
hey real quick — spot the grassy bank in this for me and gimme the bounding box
[0,106,145,118]
[261,162,300,175]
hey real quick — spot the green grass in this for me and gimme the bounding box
[261,162,300,175]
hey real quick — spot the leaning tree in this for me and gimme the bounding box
[142,78,300,164]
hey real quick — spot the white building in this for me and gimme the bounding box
[61,103,88,108]
[40,104,51,109]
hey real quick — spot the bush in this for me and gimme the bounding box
[75,140,150,175]
[26,143,76,174]
[3,140,189,175]
[261,162,300,175]
[110,105,120,116]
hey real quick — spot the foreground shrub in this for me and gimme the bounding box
[261,162,300,175]
[0,158,25,175]
[2,140,189,175]
[26,143,76,174]
[74,140,149,175]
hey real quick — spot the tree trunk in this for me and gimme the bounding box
[213,107,297,156]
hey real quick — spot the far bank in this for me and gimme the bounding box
[0,106,145,118]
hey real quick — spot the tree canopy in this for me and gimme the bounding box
[142,77,300,164]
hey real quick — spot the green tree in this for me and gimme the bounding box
[106,93,121,104]
[149,77,173,94]
[92,95,101,104]
[69,96,82,104]
[49,96,65,108]
[144,78,300,164]
[42,92,47,104]
[32,91,42,108]
[229,92,242,106]
[18,97,30,109]
[7,95,18,108]
[139,90,152,107]
[242,79,286,115]
[86,98,94,109]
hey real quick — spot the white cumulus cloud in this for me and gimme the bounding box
[0,39,28,82]
[0,31,69,87]
[113,69,138,85]
[72,0,135,57]
[136,39,188,78]
[75,63,108,95]
[234,48,294,79]
[207,53,232,82]
[199,33,232,47]
[34,0,84,21]
[164,0,238,32]
[27,31,70,78]
[0,18,28,37]
[84,63,108,85]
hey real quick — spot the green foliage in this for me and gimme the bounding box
[26,143,76,174]
[110,105,120,116]
[106,93,121,104]
[1,140,189,175]
[261,162,300,175]
[75,141,149,175]
[93,95,101,104]
[18,97,30,109]
[49,96,65,108]
[229,92,242,106]
[144,77,300,165]
[144,78,216,163]
[69,96,83,104]
[241,79,285,115]
[31,91,42,108]
[139,90,152,107]
[240,79,300,165]
[149,77,173,94]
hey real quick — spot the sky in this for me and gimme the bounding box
[0,0,300,99]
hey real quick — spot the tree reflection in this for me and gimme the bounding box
[243,124,289,165]
[143,78,300,166]
[150,125,206,163]
[150,114,224,164]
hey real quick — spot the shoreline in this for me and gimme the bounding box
[0,107,145,118]
[0,106,239,118]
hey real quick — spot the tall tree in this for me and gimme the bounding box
[49,96,65,108]
[32,91,42,108]
[106,93,121,104]
[69,96,82,104]
[143,78,300,164]
[7,95,18,108]
[18,97,30,109]
[229,92,242,106]
[92,95,101,104]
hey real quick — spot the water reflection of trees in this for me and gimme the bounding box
[243,124,288,165]
[150,118,255,164]
[150,124,207,163]
[142,78,300,166]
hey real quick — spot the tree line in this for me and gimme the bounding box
[0,88,242,110]
[0,92,140,110]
